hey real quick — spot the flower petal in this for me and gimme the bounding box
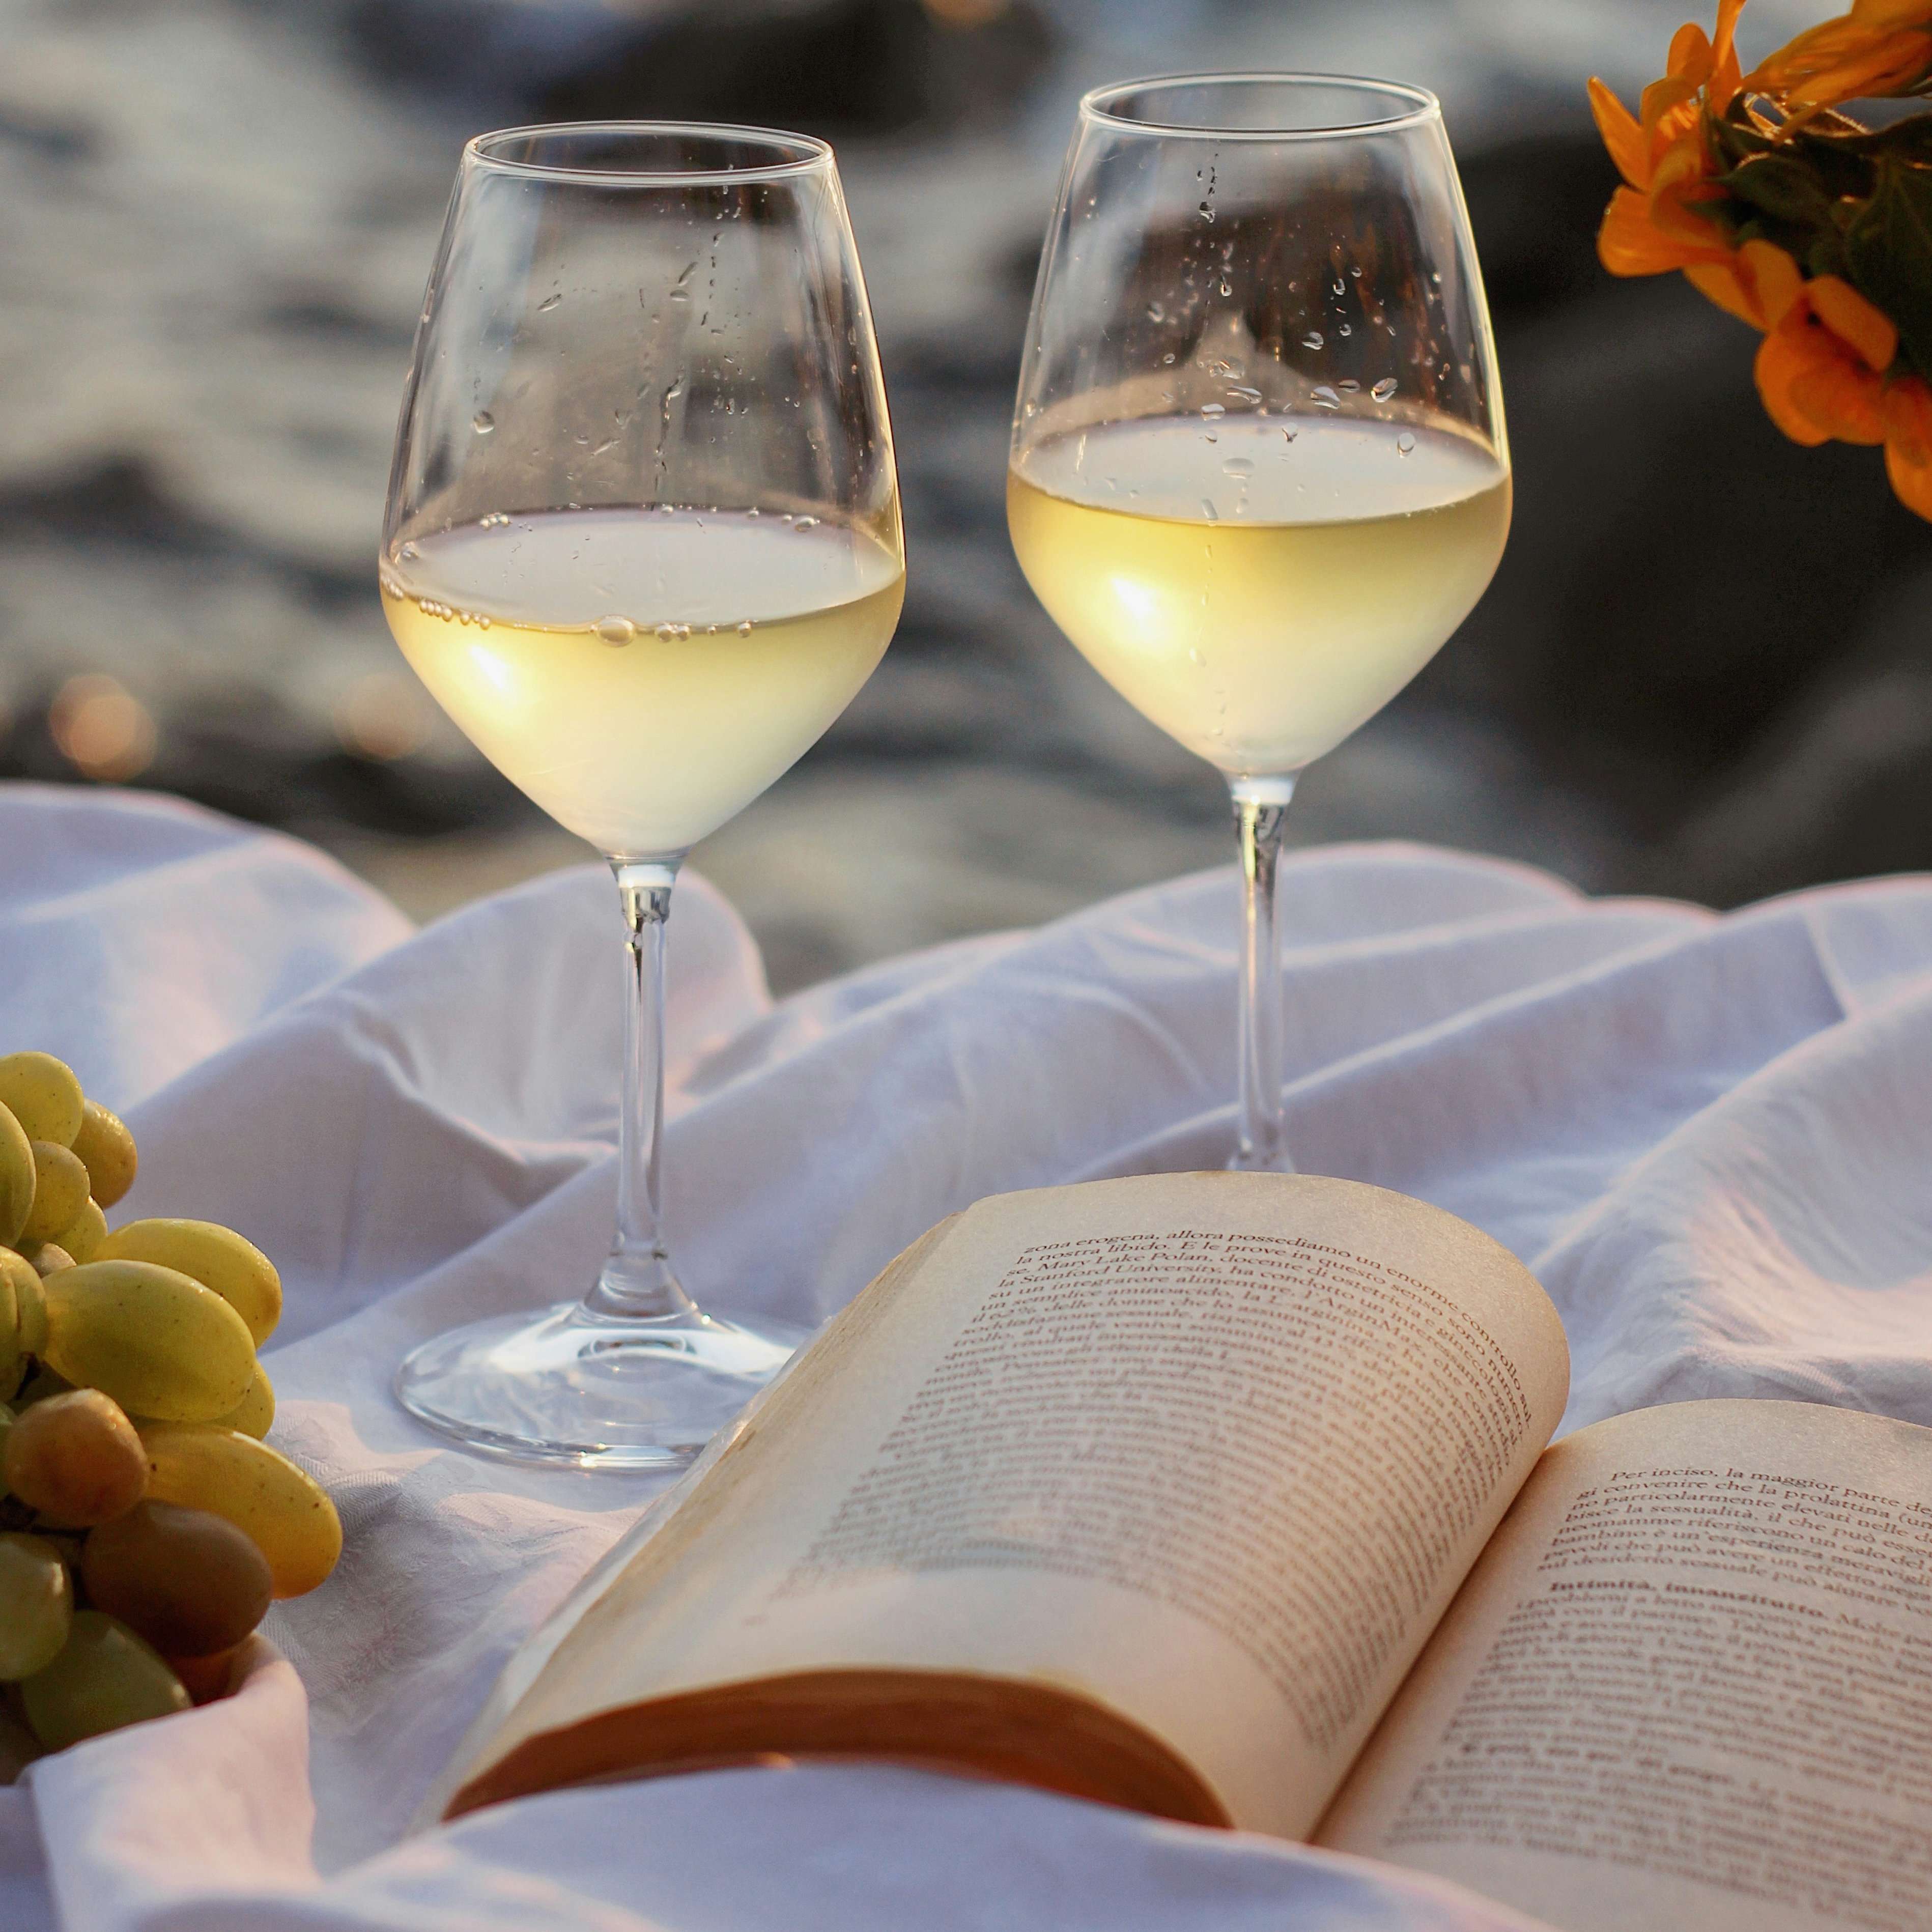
[1807,274,1900,371]
[1883,377,1932,518]
[1756,327,1840,445]
[1589,77,1649,188]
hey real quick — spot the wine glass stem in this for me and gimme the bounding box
[590,857,698,1319]
[1229,774,1297,1175]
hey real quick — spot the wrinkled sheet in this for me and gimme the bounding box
[6,779,1932,1931]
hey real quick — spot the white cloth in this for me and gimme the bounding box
[6,779,1932,1931]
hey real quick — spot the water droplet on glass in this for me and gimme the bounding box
[1201,499,1218,520]
[538,293,563,312]
[471,411,494,434]
[1332,278,1345,295]
[1218,279,1232,296]
[595,616,635,647]
[1372,378,1399,402]
[1312,386,1341,411]
[1198,202,1214,222]
[1200,403,1226,418]
[399,542,418,561]
[1350,265,1362,279]
[1147,302,1166,322]
[1226,385,1261,404]
[1339,379,1361,393]
[793,515,819,529]
[1221,457,1255,477]
[737,620,754,636]
[669,287,690,303]
[1301,331,1323,350]
[1282,426,1298,444]
[655,621,692,641]
[1162,352,1176,364]
[1397,432,1417,455]
[1339,324,1352,337]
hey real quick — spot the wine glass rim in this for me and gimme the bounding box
[1080,71,1440,139]
[467,120,835,185]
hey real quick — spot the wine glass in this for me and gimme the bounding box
[1009,75,1509,1173]
[382,123,903,1467]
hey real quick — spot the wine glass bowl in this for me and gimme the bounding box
[1008,74,1509,1172]
[384,123,902,1467]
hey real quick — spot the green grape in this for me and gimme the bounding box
[28,1244,73,1278]
[138,1423,342,1598]
[0,1534,72,1680]
[81,1502,272,1657]
[69,1101,137,1211]
[42,1261,254,1423]
[96,1221,281,1347]
[4,1390,147,1525]
[212,1362,274,1440]
[5,1251,46,1357]
[0,1405,11,1497]
[0,1056,82,1150]
[0,1264,19,1403]
[0,1106,32,1253]
[21,1611,188,1750]
[20,1145,88,1248]
[53,1198,107,1266]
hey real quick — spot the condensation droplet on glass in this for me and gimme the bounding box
[1201,499,1218,520]
[1201,403,1226,418]
[655,622,692,641]
[471,411,494,434]
[1222,457,1254,477]
[793,515,819,529]
[1312,385,1341,411]
[1147,302,1166,322]
[538,293,563,312]
[1301,331,1323,351]
[1338,324,1352,337]
[595,615,635,647]
[1350,265,1362,278]
[1372,378,1399,402]
[1162,352,1176,364]
[399,542,418,561]
[1282,426,1298,444]
[1339,379,1361,393]
[737,620,753,636]
[1397,432,1417,455]
[1199,202,1215,222]
[1332,278,1345,295]
[1188,647,1206,665]
[1218,279,1232,296]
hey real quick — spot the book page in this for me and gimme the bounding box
[1319,1399,1932,1932]
[441,1172,1568,1836]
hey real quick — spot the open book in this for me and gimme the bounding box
[427,1174,1932,1932]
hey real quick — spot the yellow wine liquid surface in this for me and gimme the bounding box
[1008,417,1511,775]
[382,510,904,854]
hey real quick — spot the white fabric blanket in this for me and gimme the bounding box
[5,779,1932,1932]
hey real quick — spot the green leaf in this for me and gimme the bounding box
[1717,154,1837,225]
[1843,157,1932,379]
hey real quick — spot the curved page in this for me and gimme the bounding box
[437,1172,1570,1837]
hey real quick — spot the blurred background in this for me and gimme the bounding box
[6,0,1931,993]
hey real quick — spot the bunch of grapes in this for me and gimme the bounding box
[0,1052,342,1779]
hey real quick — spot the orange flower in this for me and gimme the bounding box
[1744,0,1932,111]
[1882,376,1932,514]
[1590,0,1745,275]
[1754,276,1898,444]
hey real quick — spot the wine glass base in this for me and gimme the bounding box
[393,1300,809,1470]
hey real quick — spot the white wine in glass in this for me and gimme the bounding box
[383,123,903,1468]
[1010,75,1511,1172]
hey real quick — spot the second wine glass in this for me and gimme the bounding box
[383,123,903,1467]
[1009,74,1510,1173]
